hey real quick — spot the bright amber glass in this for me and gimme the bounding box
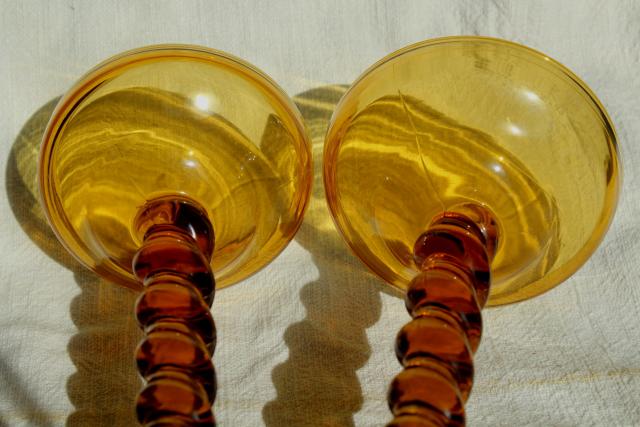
[324,37,620,305]
[39,45,312,289]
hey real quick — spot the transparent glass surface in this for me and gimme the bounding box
[324,37,619,305]
[40,45,312,289]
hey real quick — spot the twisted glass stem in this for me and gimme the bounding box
[387,211,495,427]
[132,197,217,426]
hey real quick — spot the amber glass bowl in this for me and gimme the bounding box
[324,36,619,305]
[39,44,312,290]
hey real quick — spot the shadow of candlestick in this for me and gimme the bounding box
[6,98,141,427]
[262,85,394,426]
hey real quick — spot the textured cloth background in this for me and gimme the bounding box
[1,1,639,426]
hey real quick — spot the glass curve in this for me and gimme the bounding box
[323,36,619,305]
[39,44,312,290]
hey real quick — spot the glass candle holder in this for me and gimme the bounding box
[323,36,619,426]
[39,45,312,426]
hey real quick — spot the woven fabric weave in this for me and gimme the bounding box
[1,1,639,425]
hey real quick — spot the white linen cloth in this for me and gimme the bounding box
[1,1,639,426]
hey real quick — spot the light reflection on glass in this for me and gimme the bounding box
[522,89,542,104]
[194,94,210,111]
[507,123,524,136]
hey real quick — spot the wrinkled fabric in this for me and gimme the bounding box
[1,1,639,426]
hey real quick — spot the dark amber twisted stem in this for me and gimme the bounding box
[387,210,497,427]
[131,197,217,426]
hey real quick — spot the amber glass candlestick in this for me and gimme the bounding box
[324,37,619,426]
[38,45,312,425]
